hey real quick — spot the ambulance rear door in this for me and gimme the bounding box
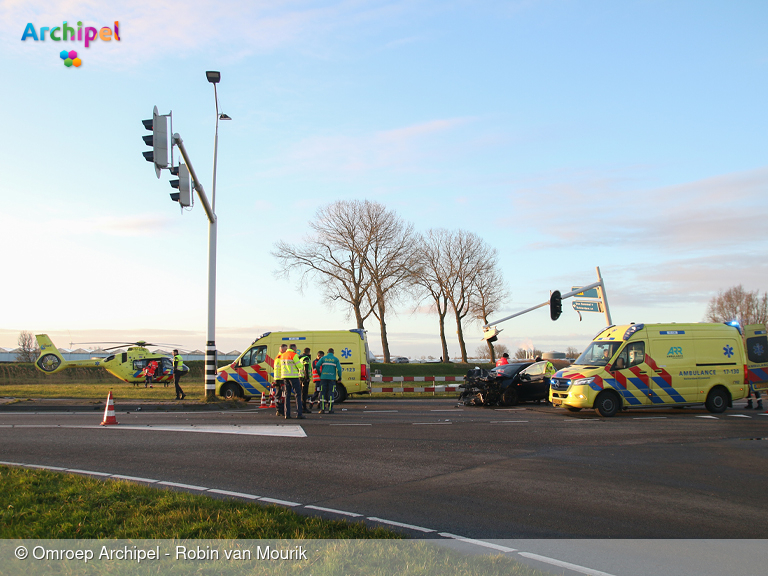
[745,324,768,392]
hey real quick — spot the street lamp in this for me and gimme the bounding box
[202,70,231,399]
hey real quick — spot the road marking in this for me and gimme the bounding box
[494,408,525,411]
[305,505,362,517]
[368,517,434,533]
[696,415,718,419]
[439,533,517,553]
[329,424,371,426]
[430,409,463,412]
[259,497,300,507]
[111,474,158,483]
[364,410,398,413]
[1,424,307,437]
[728,415,752,418]
[67,469,111,476]
[158,480,208,491]
[490,420,528,423]
[518,552,617,576]
[412,422,452,425]
[565,419,601,422]
[207,489,260,499]
[633,417,667,420]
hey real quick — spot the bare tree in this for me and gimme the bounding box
[272,201,375,330]
[443,230,496,363]
[361,201,419,363]
[410,230,452,363]
[565,346,580,358]
[16,331,39,362]
[705,285,768,326]
[475,343,509,360]
[470,254,509,364]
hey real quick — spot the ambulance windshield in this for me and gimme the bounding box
[574,342,622,366]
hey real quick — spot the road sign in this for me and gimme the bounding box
[572,286,600,299]
[572,300,602,313]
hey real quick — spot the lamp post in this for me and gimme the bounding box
[203,70,231,399]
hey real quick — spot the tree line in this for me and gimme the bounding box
[272,200,508,363]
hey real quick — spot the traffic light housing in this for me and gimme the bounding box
[482,326,501,343]
[142,105,168,178]
[169,163,193,207]
[550,290,562,321]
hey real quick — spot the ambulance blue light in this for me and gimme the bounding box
[725,321,742,335]
[623,323,645,340]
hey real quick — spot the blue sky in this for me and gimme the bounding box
[1,0,766,359]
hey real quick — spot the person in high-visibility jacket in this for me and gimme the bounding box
[315,347,342,414]
[172,349,185,400]
[274,343,306,419]
[299,347,312,413]
[308,351,324,410]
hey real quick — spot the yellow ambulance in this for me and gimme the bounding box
[215,329,371,403]
[550,323,750,416]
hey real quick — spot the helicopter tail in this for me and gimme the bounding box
[34,334,67,374]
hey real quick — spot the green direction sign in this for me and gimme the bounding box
[572,286,600,299]
[572,300,602,313]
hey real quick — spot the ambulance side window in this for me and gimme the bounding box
[626,342,645,368]
[252,346,267,364]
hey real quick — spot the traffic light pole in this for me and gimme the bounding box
[484,268,612,328]
[173,134,218,400]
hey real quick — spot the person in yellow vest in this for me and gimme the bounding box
[274,343,306,419]
[173,349,185,400]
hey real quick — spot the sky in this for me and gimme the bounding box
[1,0,766,360]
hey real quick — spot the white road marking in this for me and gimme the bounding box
[439,533,517,553]
[67,469,111,476]
[364,410,398,413]
[207,489,260,499]
[158,481,207,491]
[259,497,301,507]
[696,415,719,419]
[329,424,371,426]
[633,417,667,420]
[518,552,617,576]
[494,408,525,411]
[111,474,158,483]
[368,517,434,533]
[305,505,362,517]
[728,415,752,418]
[412,422,452,425]
[430,409,463,412]
[490,420,528,423]
[1,424,307,437]
[565,418,601,422]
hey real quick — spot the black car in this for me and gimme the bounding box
[458,361,552,406]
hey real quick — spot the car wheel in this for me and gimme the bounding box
[501,387,518,406]
[705,387,729,413]
[333,383,348,404]
[594,392,620,417]
[221,383,242,400]
[566,407,582,412]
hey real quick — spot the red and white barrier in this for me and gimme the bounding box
[371,376,462,383]
[370,384,462,393]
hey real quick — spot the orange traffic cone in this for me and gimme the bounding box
[259,390,268,408]
[269,386,277,408]
[101,391,118,426]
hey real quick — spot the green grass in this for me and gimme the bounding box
[0,466,398,539]
[0,466,552,576]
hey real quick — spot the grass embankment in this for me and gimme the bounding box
[0,467,550,576]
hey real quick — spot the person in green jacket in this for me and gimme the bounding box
[315,347,342,414]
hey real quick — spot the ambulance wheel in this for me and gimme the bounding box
[594,392,620,417]
[333,383,348,404]
[705,387,728,413]
[221,383,243,401]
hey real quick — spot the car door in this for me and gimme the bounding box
[517,361,548,401]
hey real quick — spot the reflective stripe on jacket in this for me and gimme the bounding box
[312,359,321,382]
[316,353,342,381]
[274,350,304,380]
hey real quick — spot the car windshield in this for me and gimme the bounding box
[490,363,530,377]
[574,342,622,366]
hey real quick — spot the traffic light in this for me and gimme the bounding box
[550,290,562,321]
[141,105,168,178]
[482,326,501,343]
[169,163,193,207]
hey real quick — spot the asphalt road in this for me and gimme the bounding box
[2,397,768,575]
